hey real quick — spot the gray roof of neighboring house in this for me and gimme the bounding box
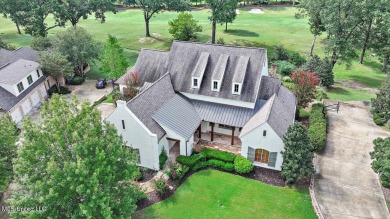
[126,73,176,140]
[239,88,296,138]
[153,94,202,141]
[0,59,40,84]
[0,47,39,67]
[0,76,46,111]
[167,41,266,103]
[116,49,169,85]
[192,98,266,128]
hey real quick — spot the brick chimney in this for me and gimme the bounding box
[270,63,277,77]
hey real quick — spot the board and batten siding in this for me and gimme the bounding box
[106,101,160,170]
[240,122,284,171]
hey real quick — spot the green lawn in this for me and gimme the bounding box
[134,170,316,219]
[0,6,386,99]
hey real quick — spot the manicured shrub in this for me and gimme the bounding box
[371,81,390,126]
[272,45,289,61]
[282,76,292,82]
[276,61,296,76]
[159,148,168,169]
[303,55,334,87]
[152,178,168,196]
[203,148,236,163]
[315,86,328,101]
[69,75,85,85]
[48,85,71,95]
[176,153,206,168]
[288,52,306,66]
[207,159,234,172]
[192,161,208,171]
[308,103,327,152]
[373,113,387,126]
[169,163,190,180]
[299,108,310,119]
[234,156,254,174]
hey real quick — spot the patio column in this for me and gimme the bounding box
[231,127,235,145]
[210,122,214,141]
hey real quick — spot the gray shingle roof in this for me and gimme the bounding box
[211,54,229,81]
[191,52,209,78]
[192,98,266,128]
[126,73,175,140]
[258,76,281,100]
[239,87,296,138]
[167,41,266,103]
[116,49,169,85]
[232,56,249,84]
[0,47,39,67]
[153,94,202,141]
[0,59,40,84]
[0,76,46,111]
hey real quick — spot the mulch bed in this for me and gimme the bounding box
[138,169,158,183]
[136,167,310,211]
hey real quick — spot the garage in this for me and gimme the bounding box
[21,99,32,115]
[30,91,41,107]
[11,108,23,123]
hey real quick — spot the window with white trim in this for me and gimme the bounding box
[232,83,241,95]
[17,82,24,93]
[193,78,199,88]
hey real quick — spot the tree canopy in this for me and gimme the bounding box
[0,115,18,189]
[291,69,320,109]
[168,12,202,41]
[206,0,239,44]
[38,51,73,92]
[281,122,315,185]
[136,0,191,37]
[52,27,100,76]
[371,80,390,125]
[7,95,144,218]
[99,35,129,80]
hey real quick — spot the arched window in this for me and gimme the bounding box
[255,149,269,164]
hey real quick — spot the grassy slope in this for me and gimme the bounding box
[0,6,385,100]
[134,170,316,219]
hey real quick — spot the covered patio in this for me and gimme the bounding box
[194,132,242,155]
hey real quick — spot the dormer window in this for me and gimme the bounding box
[211,80,220,92]
[27,75,33,85]
[192,77,199,88]
[36,70,40,78]
[232,83,242,95]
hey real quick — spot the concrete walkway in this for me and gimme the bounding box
[314,101,390,219]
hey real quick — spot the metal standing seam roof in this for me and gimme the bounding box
[0,76,46,111]
[191,98,266,128]
[153,94,202,141]
[126,73,176,140]
[0,59,40,84]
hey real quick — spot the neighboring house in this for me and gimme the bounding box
[0,47,52,124]
[107,41,296,171]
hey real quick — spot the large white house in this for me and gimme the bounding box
[106,41,296,171]
[0,47,52,124]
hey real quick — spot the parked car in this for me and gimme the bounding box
[96,78,107,89]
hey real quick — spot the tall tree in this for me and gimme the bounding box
[52,27,100,76]
[0,0,25,34]
[18,0,65,37]
[38,51,73,92]
[99,35,129,81]
[369,9,390,72]
[281,122,315,185]
[0,115,18,188]
[206,0,238,44]
[370,137,390,187]
[296,0,326,56]
[219,0,238,31]
[7,95,144,218]
[57,0,117,26]
[136,0,190,37]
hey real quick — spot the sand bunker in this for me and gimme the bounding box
[249,9,264,14]
[236,9,240,15]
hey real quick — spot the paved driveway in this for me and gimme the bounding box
[314,101,390,219]
[66,80,112,103]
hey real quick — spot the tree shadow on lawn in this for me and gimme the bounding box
[327,86,351,96]
[347,74,384,88]
[224,29,259,37]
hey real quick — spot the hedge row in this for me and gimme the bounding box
[176,148,253,174]
[202,148,236,163]
[308,103,327,152]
